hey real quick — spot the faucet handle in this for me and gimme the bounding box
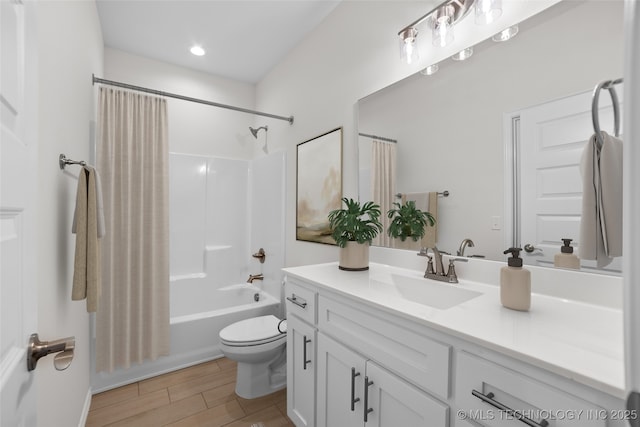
[445,258,468,283]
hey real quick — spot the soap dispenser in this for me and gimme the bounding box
[554,238,580,270]
[500,248,531,311]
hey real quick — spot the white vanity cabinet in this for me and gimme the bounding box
[285,281,317,427]
[317,332,449,427]
[283,263,626,427]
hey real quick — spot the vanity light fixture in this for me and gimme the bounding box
[400,27,419,64]
[475,0,502,25]
[492,25,519,42]
[190,45,205,56]
[397,0,474,64]
[420,63,440,76]
[451,47,474,61]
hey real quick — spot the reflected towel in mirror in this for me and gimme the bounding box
[579,131,623,267]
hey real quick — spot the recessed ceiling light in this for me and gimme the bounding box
[190,45,205,56]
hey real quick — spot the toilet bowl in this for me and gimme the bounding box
[219,314,287,399]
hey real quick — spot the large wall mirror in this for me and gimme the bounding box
[358,0,624,274]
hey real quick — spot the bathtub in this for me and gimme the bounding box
[91,280,280,393]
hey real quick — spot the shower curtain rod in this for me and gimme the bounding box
[92,75,294,125]
[358,132,397,143]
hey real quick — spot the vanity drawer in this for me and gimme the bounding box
[318,294,450,399]
[455,351,606,427]
[285,279,317,325]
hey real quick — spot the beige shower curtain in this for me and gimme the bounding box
[371,140,397,247]
[96,87,170,372]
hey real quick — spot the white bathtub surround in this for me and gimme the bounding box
[92,151,286,392]
[96,87,170,373]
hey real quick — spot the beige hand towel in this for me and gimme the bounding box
[579,131,623,267]
[72,166,102,312]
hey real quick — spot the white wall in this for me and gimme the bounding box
[255,0,558,267]
[104,48,256,159]
[36,1,103,425]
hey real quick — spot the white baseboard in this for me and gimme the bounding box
[78,387,92,427]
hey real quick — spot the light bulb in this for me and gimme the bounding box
[399,28,419,64]
[475,0,503,25]
[432,6,454,48]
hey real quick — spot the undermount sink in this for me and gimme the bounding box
[372,274,483,310]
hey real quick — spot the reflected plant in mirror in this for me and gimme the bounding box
[358,0,624,275]
[387,200,435,242]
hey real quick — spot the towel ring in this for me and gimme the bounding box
[591,78,623,149]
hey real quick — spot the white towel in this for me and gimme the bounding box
[578,131,623,267]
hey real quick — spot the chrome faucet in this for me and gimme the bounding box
[417,247,467,284]
[457,238,475,257]
[247,274,264,283]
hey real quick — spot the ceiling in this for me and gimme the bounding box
[96,0,341,84]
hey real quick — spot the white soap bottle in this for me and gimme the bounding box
[500,247,531,311]
[554,238,580,270]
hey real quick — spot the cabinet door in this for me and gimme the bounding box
[365,361,449,427]
[317,333,367,427]
[287,315,316,427]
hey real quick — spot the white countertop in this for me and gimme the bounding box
[283,262,625,400]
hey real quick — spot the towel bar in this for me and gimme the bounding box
[59,153,86,170]
[396,190,449,199]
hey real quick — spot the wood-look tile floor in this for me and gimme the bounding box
[86,358,294,427]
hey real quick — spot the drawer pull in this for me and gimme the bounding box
[303,336,311,370]
[351,368,361,411]
[287,294,307,309]
[472,390,549,427]
[364,376,374,422]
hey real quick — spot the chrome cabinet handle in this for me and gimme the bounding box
[364,376,374,422]
[351,368,361,411]
[303,336,311,370]
[472,390,549,427]
[524,244,540,253]
[287,294,307,309]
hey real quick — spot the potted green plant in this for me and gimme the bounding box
[328,197,383,271]
[386,201,436,246]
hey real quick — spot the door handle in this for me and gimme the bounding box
[351,368,361,411]
[303,335,311,370]
[27,333,75,372]
[363,376,374,422]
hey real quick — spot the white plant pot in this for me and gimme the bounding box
[339,241,370,271]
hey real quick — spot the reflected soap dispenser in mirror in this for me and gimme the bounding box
[554,238,580,270]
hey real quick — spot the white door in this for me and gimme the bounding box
[1,0,39,425]
[516,88,623,274]
[286,315,316,427]
[365,361,448,427]
[316,333,366,427]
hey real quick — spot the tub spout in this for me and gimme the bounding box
[247,274,264,283]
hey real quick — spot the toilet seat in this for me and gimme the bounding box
[220,315,286,347]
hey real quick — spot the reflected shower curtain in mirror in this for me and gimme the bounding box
[371,140,396,247]
[96,87,170,372]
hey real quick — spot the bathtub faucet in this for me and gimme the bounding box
[247,274,264,283]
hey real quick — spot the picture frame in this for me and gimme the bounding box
[296,127,343,245]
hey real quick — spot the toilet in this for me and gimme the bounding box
[219,314,287,399]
